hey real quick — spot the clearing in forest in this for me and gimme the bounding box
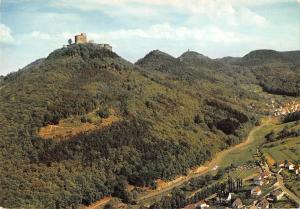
[38,108,120,140]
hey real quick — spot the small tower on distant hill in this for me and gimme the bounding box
[75,33,87,44]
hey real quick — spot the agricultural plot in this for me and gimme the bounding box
[219,123,274,167]
[262,137,300,163]
[272,196,299,209]
[286,178,300,198]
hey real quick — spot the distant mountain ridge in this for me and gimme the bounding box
[241,49,300,65]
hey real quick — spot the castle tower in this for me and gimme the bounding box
[75,33,87,44]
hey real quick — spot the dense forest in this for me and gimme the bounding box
[283,111,300,123]
[0,44,299,208]
[241,50,300,96]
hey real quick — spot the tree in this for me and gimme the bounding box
[194,114,202,124]
[104,203,115,209]
[81,115,88,123]
[265,131,276,142]
[97,108,111,118]
[280,126,289,138]
[68,38,72,45]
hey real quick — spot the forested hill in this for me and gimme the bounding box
[0,44,298,208]
[240,50,300,97]
[137,49,300,97]
[241,49,300,65]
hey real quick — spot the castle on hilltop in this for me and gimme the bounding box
[75,33,87,44]
[68,33,112,51]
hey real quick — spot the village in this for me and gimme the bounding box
[271,100,300,117]
[181,158,300,209]
[175,109,300,209]
[130,111,300,209]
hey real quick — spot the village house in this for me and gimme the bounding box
[251,186,262,196]
[270,190,284,201]
[256,199,270,209]
[183,200,209,209]
[197,200,209,208]
[218,192,232,203]
[278,161,300,175]
[278,161,285,168]
[253,176,264,186]
[288,162,295,171]
[295,165,299,175]
[260,171,271,179]
[232,198,243,209]
[249,205,259,209]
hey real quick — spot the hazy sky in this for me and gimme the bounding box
[0,0,299,75]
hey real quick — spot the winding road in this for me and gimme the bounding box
[137,118,273,204]
[86,116,300,208]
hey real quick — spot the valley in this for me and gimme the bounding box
[0,44,299,209]
[136,117,273,205]
[2,1,300,208]
[126,116,300,209]
[80,102,300,209]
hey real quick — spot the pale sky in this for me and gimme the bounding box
[0,0,299,75]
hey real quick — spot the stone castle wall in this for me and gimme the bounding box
[75,33,87,44]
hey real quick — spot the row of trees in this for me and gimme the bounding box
[283,112,300,123]
[266,124,300,142]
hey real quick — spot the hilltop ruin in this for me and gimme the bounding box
[68,33,112,51]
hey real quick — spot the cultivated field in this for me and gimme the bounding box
[262,137,300,163]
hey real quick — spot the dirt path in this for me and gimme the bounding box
[0,84,6,90]
[137,118,272,203]
[85,196,112,209]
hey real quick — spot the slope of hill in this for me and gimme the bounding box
[239,50,300,97]
[0,45,298,208]
[242,49,286,64]
[241,49,300,66]
[135,49,184,74]
[178,51,221,68]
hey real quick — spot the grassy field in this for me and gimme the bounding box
[226,167,259,180]
[273,196,299,208]
[38,108,120,140]
[261,121,300,164]
[286,178,300,199]
[218,122,274,168]
[262,137,300,163]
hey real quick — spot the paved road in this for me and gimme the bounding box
[276,173,300,205]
